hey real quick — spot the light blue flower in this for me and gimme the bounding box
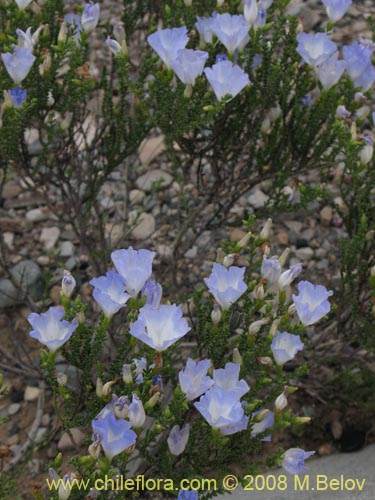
[89,270,130,318]
[92,412,137,461]
[179,358,214,401]
[261,256,282,284]
[133,357,148,383]
[96,394,129,419]
[15,0,32,9]
[64,13,82,42]
[194,387,245,432]
[81,2,100,33]
[1,47,35,84]
[204,262,247,309]
[278,263,302,289]
[296,32,337,67]
[211,13,250,55]
[220,414,249,436]
[322,0,352,22]
[342,42,373,80]
[251,410,274,441]
[292,280,333,325]
[244,0,258,26]
[270,331,304,366]
[167,424,190,455]
[353,63,375,92]
[141,279,162,309]
[196,15,216,44]
[147,27,189,68]
[28,306,78,352]
[254,8,267,30]
[106,38,122,55]
[128,394,146,427]
[8,87,27,107]
[171,49,208,85]
[111,247,155,296]
[177,491,198,500]
[317,51,347,90]
[130,304,190,351]
[282,448,315,474]
[213,362,249,398]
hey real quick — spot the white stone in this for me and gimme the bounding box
[40,226,60,249]
[135,169,173,192]
[130,213,156,240]
[57,428,86,451]
[24,386,40,402]
[59,241,74,257]
[129,189,146,205]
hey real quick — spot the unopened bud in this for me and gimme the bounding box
[249,317,270,334]
[287,303,297,315]
[355,105,370,121]
[223,254,235,267]
[237,232,252,248]
[278,248,290,267]
[216,248,225,264]
[211,304,222,324]
[269,318,280,337]
[56,372,67,386]
[255,283,265,300]
[77,311,85,324]
[60,112,73,131]
[184,84,193,98]
[96,377,103,398]
[253,408,270,422]
[275,388,288,411]
[145,392,161,409]
[88,442,101,460]
[58,22,68,44]
[360,137,373,164]
[122,364,132,384]
[232,348,242,365]
[371,265,375,278]
[62,270,76,298]
[102,379,117,398]
[259,218,272,240]
[257,356,273,366]
[294,416,311,424]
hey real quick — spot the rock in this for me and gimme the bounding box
[2,180,21,199]
[0,260,44,308]
[25,128,42,156]
[245,189,269,209]
[276,230,289,245]
[185,246,198,259]
[40,226,60,249]
[26,208,50,222]
[47,443,58,458]
[59,241,74,257]
[196,230,212,248]
[130,213,156,240]
[35,427,48,444]
[3,232,14,249]
[138,135,166,166]
[129,189,145,205]
[8,403,21,416]
[135,169,173,192]
[295,247,314,260]
[36,255,50,266]
[24,386,40,402]
[42,414,51,426]
[105,223,123,246]
[57,428,86,451]
[156,244,173,260]
[229,228,247,242]
[320,205,333,226]
[50,285,61,305]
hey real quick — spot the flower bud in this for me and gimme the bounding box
[248,317,270,334]
[269,318,280,337]
[232,348,243,365]
[102,379,117,398]
[184,0,192,6]
[47,90,55,106]
[122,364,133,384]
[360,137,373,164]
[145,392,161,409]
[294,416,311,424]
[56,372,68,387]
[128,395,146,427]
[244,0,258,25]
[60,112,73,131]
[288,303,297,315]
[211,304,222,324]
[96,377,103,398]
[237,232,252,248]
[257,356,273,366]
[255,283,265,300]
[278,248,290,267]
[355,105,370,121]
[58,22,68,44]
[371,265,375,278]
[88,442,101,460]
[253,408,271,422]
[335,105,351,120]
[275,388,288,411]
[259,218,272,240]
[62,270,76,298]
[223,254,235,267]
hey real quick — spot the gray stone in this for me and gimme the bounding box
[35,427,48,444]
[129,189,146,205]
[24,386,41,402]
[295,247,314,261]
[57,428,86,451]
[0,261,44,307]
[40,226,60,249]
[130,213,156,240]
[185,246,198,259]
[26,208,49,222]
[135,169,173,192]
[59,241,74,257]
[245,189,269,209]
[8,403,21,416]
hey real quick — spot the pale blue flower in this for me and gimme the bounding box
[215,54,228,63]
[141,279,162,309]
[130,304,190,351]
[270,331,304,366]
[96,394,129,419]
[353,63,375,91]
[244,0,258,26]
[177,491,198,500]
[212,362,249,398]
[282,448,315,474]
[343,42,373,80]
[64,13,82,42]
[296,32,337,67]
[322,0,352,22]
[292,280,333,325]
[254,8,267,30]
[16,28,35,50]
[196,15,216,44]
[28,306,78,352]
[128,394,146,427]
[147,27,189,68]
[15,0,32,9]
[81,2,100,33]
[204,262,247,309]
[261,256,282,284]
[220,415,249,435]
[251,410,274,441]
[211,13,250,55]
[111,247,155,296]
[179,358,214,401]
[8,87,27,107]
[278,263,302,289]
[317,51,346,90]
[133,357,148,383]
[1,47,35,84]
[171,49,208,85]
[106,38,122,55]
[195,387,245,432]
[167,424,190,455]
[89,270,130,318]
[92,412,136,461]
